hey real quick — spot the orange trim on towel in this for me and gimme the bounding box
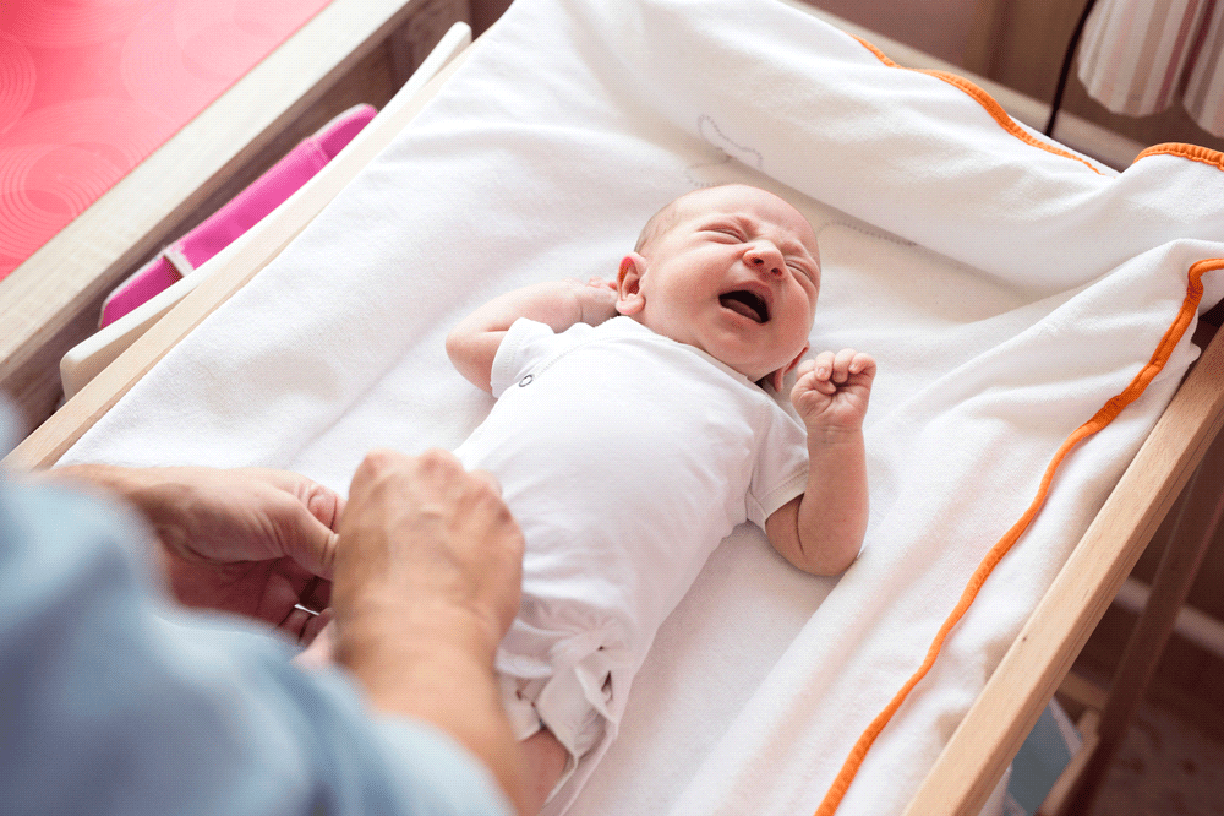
[1134,143,1224,170]
[813,257,1224,816]
[851,36,1103,175]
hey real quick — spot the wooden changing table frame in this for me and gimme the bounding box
[5,11,1224,816]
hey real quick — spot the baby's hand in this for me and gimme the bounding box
[791,349,876,434]
[563,276,619,326]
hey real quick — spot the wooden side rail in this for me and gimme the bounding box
[1041,426,1224,815]
[904,324,1224,815]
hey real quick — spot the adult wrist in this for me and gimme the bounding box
[335,593,502,682]
[48,463,136,496]
[39,464,194,582]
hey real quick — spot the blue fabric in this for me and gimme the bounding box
[1007,703,1078,815]
[0,417,510,816]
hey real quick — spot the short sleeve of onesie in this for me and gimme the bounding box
[489,318,573,397]
[745,404,810,529]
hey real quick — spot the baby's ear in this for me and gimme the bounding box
[617,253,647,316]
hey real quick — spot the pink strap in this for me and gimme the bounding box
[100,104,376,327]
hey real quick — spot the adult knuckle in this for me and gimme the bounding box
[419,447,461,475]
[359,448,397,477]
[506,528,526,560]
[418,447,447,464]
[468,468,504,496]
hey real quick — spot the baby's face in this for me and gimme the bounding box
[618,185,820,386]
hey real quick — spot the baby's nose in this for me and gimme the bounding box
[746,244,785,277]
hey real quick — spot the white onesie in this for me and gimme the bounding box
[452,315,809,764]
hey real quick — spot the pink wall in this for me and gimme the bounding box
[0,0,331,281]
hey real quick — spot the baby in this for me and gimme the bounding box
[445,183,875,812]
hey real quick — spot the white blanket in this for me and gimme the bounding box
[62,1,1224,814]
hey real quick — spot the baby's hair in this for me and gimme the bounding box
[635,185,815,256]
[634,197,685,255]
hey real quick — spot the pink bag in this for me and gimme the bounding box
[100,103,376,327]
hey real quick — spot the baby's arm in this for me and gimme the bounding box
[765,349,875,576]
[446,278,619,393]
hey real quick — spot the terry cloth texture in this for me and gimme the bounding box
[61,1,1224,814]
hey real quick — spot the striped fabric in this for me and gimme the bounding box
[1078,0,1224,136]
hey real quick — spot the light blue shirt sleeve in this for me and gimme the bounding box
[0,472,512,816]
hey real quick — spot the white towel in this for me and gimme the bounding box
[61,1,1224,814]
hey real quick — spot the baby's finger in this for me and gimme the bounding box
[812,350,837,380]
[831,348,859,382]
[849,352,877,378]
[791,374,834,407]
[812,377,839,395]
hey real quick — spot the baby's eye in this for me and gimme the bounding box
[788,261,813,280]
[708,228,743,241]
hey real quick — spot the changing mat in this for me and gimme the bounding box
[60,0,1224,814]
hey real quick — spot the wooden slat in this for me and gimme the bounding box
[1039,709,1101,816]
[903,326,1224,815]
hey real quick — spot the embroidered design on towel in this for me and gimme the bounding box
[685,114,765,187]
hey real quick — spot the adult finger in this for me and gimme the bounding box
[256,469,343,579]
[465,468,504,497]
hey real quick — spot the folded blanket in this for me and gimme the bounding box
[61,1,1224,814]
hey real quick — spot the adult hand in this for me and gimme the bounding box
[331,448,523,668]
[330,448,529,815]
[51,464,342,643]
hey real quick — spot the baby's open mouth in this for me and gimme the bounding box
[720,290,770,323]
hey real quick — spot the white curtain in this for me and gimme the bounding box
[1078,0,1224,137]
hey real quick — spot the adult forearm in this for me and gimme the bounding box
[339,600,530,815]
[45,462,139,498]
[38,464,177,566]
[333,449,529,813]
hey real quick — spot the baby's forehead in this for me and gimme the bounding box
[676,187,818,249]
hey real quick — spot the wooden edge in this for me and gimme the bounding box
[1056,670,1109,714]
[1042,424,1224,816]
[3,38,473,472]
[902,325,1224,816]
